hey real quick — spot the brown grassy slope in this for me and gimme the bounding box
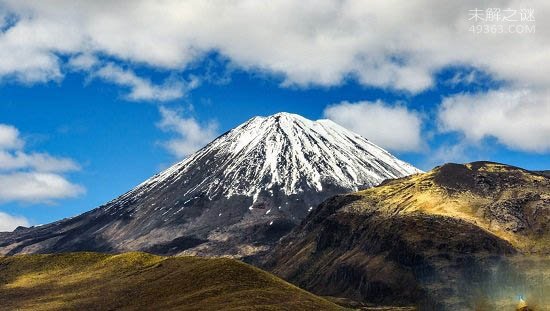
[265,162,550,310]
[352,161,550,253]
[0,252,343,311]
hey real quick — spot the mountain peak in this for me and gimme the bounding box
[1,112,421,258]
[242,112,339,132]
[156,112,422,202]
[269,111,303,119]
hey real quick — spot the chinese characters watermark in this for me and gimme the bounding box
[468,8,535,34]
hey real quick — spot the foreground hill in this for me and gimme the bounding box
[0,112,419,258]
[0,252,342,311]
[265,162,550,310]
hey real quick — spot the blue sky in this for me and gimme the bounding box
[0,1,549,229]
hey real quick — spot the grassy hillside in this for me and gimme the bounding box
[265,162,550,310]
[0,252,343,311]
[353,161,550,252]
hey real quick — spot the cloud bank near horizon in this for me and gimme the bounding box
[0,124,84,204]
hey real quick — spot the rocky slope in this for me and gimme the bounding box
[0,252,343,311]
[264,162,550,310]
[0,112,420,258]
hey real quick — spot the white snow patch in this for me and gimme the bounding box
[107,112,421,215]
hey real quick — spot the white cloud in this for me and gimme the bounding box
[323,100,423,152]
[446,70,479,87]
[0,124,83,203]
[157,106,218,158]
[0,172,84,203]
[421,141,490,171]
[0,0,549,156]
[438,88,550,152]
[95,63,198,101]
[67,53,99,71]
[0,150,79,172]
[0,124,23,149]
[0,0,548,93]
[0,211,30,232]
[67,56,197,101]
[428,143,469,166]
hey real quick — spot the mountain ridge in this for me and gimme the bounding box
[0,112,420,258]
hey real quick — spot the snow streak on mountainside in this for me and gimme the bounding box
[1,112,421,258]
[121,112,421,205]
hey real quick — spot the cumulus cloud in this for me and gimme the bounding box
[95,63,198,101]
[0,172,83,203]
[67,56,197,101]
[157,106,218,158]
[0,150,79,172]
[324,100,423,152]
[0,124,83,203]
[0,0,548,93]
[438,88,550,152]
[67,53,99,71]
[0,0,549,156]
[0,211,30,232]
[0,124,23,149]
[427,144,468,168]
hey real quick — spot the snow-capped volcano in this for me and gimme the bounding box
[0,112,420,258]
[131,112,419,201]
